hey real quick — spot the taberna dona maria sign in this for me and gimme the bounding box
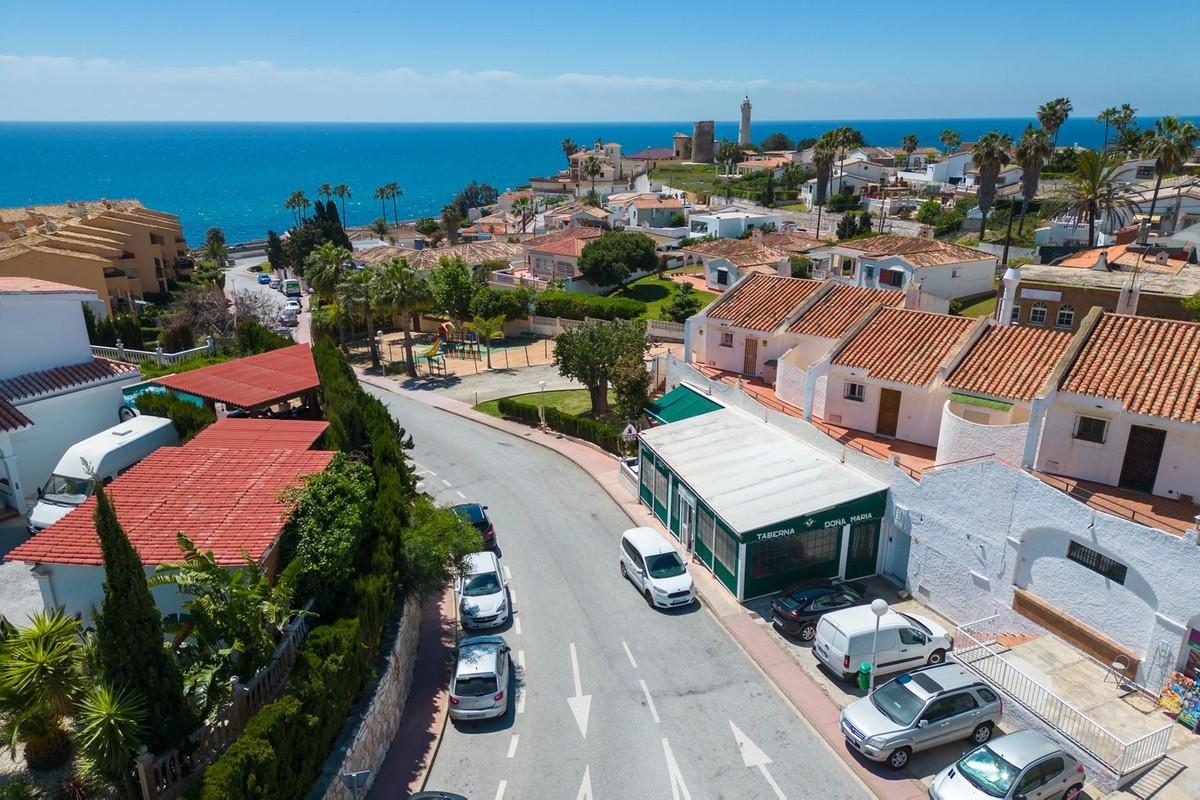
[745,492,887,543]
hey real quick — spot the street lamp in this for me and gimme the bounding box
[376,330,383,373]
[869,598,889,693]
[538,380,546,429]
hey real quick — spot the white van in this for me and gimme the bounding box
[27,415,178,532]
[813,605,953,682]
[619,527,695,609]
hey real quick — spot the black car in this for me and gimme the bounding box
[769,580,869,641]
[452,503,496,549]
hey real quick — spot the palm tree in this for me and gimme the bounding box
[582,155,602,194]
[374,258,433,377]
[75,682,147,798]
[812,139,836,238]
[1036,97,1073,149]
[370,217,389,241]
[1113,104,1138,136]
[374,185,390,224]
[1015,125,1054,234]
[317,183,332,206]
[339,269,379,367]
[1139,116,1200,241]
[561,138,579,164]
[1096,107,1120,151]
[285,191,304,225]
[441,204,463,244]
[387,182,402,226]
[332,183,351,226]
[512,196,532,233]
[971,131,1014,237]
[297,193,311,221]
[304,241,352,347]
[900,133,919,164]
[0,608,84,764]
[939,129,961,154]
[1050,150,1130,247]
[468,314,506,370]
[1115,126,1149,159]
[715,140,744,201]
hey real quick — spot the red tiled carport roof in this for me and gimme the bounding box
[188,418,329,450]
[154,344,317,409]
[6,446,334,567]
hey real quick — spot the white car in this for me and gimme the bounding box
[458,551,509,629]
[284,298,302,313]
[449,635,511,722]
[619,527,695,609]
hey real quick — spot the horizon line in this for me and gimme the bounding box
[3,114,1197,125]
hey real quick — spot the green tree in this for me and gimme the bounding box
[812,138,837,236]
[469,286,534,321]
[305,241,352,347]
[387,182,402,226]
[441,204,464,244]
[971,131,1014,237]
[762,168,775,206]
[1095,107,1121,151]
[916,199,942,225]
[338,269,378,365]
[374,258,433,377]
[415,217,440,237]
[561,138,579,163]
[789,256,813,279]
[1036,97,1072,149]
[370,217,389,242]
[266,230,284,276]
[662,282,702,322]
[582,155,603,194]
[939,129,961,154]
[91,481,194,752]
[373,185,390,224]
[836,213,858,240]
[582,189,602,208]
[74,682,147,798]
[1050,150,1131,247]
[0,608,83,759]
[715,139,743,200]
[332,183,351,227]
[400,497,482,599]
[577,232,658,290]
[1015,125,1055,234]
[611,350,652,423]
[132,391,216,442]
[204,227,228,268]
[511,196,533,233]
[1139,116,1200,240]
[857,210,873,235]
[760,132,794,151]
[429,257,480,323]
[900,133,919,162]
[468,314,506,370]
[553,318,648,416]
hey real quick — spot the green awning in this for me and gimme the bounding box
[645,385,721,424]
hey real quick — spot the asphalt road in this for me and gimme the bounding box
[223,259,311,342]
[365,384,871,800]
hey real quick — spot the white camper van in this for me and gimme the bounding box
[27,415,179,533]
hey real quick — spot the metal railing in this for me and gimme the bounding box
[92,337,216,367]
[1033,471,1195,536]
[953,614,1171,778]
[646,319,685,343]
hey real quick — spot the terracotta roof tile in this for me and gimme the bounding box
[6,446,334,567]
[154,344,317,409]
[525,227,604,257]
[0,277,95,295]
[705,274,822,331]
[0,399,33,432]
[834,308,976,387]
[1053,243,1189,274]
[0,359,137,403]
[787,284,904,338]
[1060,313,1200,423]
[187,418,329,450]
[761,233,825,254]
[946,325,1074,401]
[838,234,994,268]
[684,238,789,269]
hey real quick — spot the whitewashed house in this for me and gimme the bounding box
[688,208,782,239]
[812,234,997,305]
[682,233,791,291]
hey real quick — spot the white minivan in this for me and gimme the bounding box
[458,551,509,630]
[619,527,695,609]
[27,415,178,533]
[814,605,953,682]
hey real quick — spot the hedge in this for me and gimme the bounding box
[534,291,645,321]
[497,397,623,453]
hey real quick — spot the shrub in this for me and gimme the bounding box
[235,320,291,355]
[0,780,35,800]
[534,291,645,321]
[133,391,216,442]
[497,397,624,453]
[160,322,195,352]
[22,723,72,770]
[469,286,533,321]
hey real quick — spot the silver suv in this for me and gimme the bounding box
[840,663,1003,770]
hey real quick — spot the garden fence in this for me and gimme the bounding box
[92,337,216,367]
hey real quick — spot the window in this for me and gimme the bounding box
[899,628,927,646]
[945,692,979,715]
[921,697,957,723]
[887,270,904,287]
[714,523,738,573]
[1010,303,1021,324]
[640,451,654,494]
[951,268,961,278]
[1067,541,1128,584]
[749,529,839,581]
[653,465,668,509]
[1029,302,1047,325]
[1136,165,1154,179]
[864,265,875,280]
[976,687,998,704]
[1055,304,1075,329]
[697,504,716,558]
[717,268,729,286]
[844,382,865,402]
[1073,415,1108,444]
[720,331,734,348]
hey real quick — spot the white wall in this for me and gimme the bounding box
[0,294,94,380]
[819,371,945,446]
[856,257,996,301]
[694,322,793,377]
[935,401,1030,466]
[775,337,837,407]
[8,381,132,503]
[36,562,188,625]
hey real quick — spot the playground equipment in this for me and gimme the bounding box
[437,322,482,361]
[417,339,446,376]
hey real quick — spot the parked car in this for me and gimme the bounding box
[458,551,508,629]
[770,580,869,641]
[257,273,271,285]
[619,527,695,609]
[410,794,468,800]
[928,730,1085,800]
[814,605,953,682]
[452,503,496,549]
[449,635,511,722]
[269,278,281,290]
[284,298,302,313]
[840,664,1003,770]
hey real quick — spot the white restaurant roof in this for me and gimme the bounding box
[639,407,886,534]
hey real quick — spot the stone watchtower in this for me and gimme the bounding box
[692,120,715,163]
[739,96,752,145]
[672,132,691,160]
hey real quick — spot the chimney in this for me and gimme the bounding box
[751,227,763,245]
[1117,273,1141,316]
[997,265,1022,325]
[904,277,922,309]
[1091,250,1108,271]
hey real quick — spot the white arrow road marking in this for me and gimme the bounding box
[622,640,638,669]
[730,721,786,800]
[576,765,593,800]
[567,642,592,739]
[661,738,693,800]
[494,780,507,800]
[639,679,660,723]
[507,734,519,758]
[516,650,526,714]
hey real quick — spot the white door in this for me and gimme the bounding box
[678,488,696,554]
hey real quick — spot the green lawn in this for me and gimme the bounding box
[139,355,230,381]
[613,274,719,320]
[649,163,729,195]
[777,202,808,212]
[956,293,998,318]
[475,388,614,419]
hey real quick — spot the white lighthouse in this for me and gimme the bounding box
[739,96,752,146]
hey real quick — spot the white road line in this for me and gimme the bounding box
[514,616,522,635]
[507,734,520,758]
[494,780,507,800]
[639,679,661,723]
[441,478,452,487]
[662,738,693,800]
[622,640,638,669]
[516,650,526,714]
[576,766,593,800]
[569,643,583,697]
[503,565,512,581]
[455,490,466,499]
[508,586,516,604]
[567,642,592,738]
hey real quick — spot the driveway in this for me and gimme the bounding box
[0,517,41,625]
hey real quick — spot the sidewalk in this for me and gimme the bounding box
[368,587,456,798]
[357,370,927,800]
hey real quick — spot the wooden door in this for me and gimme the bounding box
[876,388,901,437]
[742,337,758,375]
[1119,425,1166,492]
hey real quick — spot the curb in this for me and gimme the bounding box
[409,586,457,796]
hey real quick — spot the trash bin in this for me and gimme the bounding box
[857,662,872,692]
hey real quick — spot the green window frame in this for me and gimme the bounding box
[714,523,738,572]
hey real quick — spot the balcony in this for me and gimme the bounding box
[1034,472,1200,537]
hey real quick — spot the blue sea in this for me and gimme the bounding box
[2,117,1195,244]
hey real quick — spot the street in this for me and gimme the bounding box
[365,384,871,800]
[224,258,311,342]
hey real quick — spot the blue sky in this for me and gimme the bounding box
[1,0,1197,122]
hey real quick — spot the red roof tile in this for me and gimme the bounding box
[155,344,318,409]
[188,418,329,450]
[525,227,603,257]
[705,274,822,331]
[946,325,1074,401]
[0,359,137,403]
[1060,313,1200,423]
[787,284,904,338]
[0,399,32,433]
[837,234,994,268]
[6,446,334,567]
[834,308,976,387]
[0,277,95,295]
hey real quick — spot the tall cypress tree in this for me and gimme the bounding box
[92,481,195,751]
